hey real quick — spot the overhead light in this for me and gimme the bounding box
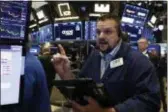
[156,3,163,7]
[38,18,48,24]
[32,1,48,10]
[147,21,154,28]
[94,3,110,13]
[138,2,142,6]
[37,10,45,19]
[29,24,37,28]
[55,16,79,21]
[150,15,157,24]
[158,25,164,30]
[89,13,101,17]
[58,3,71,17]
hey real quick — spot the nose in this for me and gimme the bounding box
[98,31,105,39]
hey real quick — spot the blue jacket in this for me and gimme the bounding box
[79,42,160,112]
[22,53,51,112]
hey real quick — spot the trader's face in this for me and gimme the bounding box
[138,39,148,52]
[96,19,120,53]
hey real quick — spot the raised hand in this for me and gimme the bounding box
[52,44,73,80]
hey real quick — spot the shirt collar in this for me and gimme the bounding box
[142,50,148,55]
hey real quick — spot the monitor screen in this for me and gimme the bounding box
[39,24,53,43]
[141,26,154,41]
[0,2,29,40]
[85,21,97,40]
[121,4,149,27]
[147,44,161,56]
[54,21,82,41]
[121,23,143,43]
[30,31,40,44]
[29,45,40,56]
[1,45,22,105]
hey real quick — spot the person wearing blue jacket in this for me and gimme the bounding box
[22,52,51,112]
[52,14,160,112]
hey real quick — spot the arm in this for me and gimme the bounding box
[52,44,74,80]
[114,56,160,112]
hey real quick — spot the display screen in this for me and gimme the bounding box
[54,21,82,41]
[121,4,149,27]
[30,31,40,44]
[0,2,29,40]
[0,45,22,105]
[147,44,161,55]
[141,26,154,41]
[39,24,53,43]
[85,21,97,40]
[121,23,143,43]
[29,45,40,56]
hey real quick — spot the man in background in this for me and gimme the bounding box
[39,42,56,95]
[137,37,149,57]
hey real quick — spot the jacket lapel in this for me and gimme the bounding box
[101,42,130,81]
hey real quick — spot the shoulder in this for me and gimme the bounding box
[25,53,44,72]
[125,47,154,71]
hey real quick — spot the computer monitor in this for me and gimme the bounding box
[141,26,154,41]
[54,21,82,41]
[30,31,40,44]
[29,45,40,56]
[121,4,149,27]
[121,23,143,43]
[1,45,23,105]
[39,24,53,44]
[0,2,30,42]
[148,44,161,56]
[85,21,97,40]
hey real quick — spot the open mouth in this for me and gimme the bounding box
[98,38,108,45]
[99,41,108,45]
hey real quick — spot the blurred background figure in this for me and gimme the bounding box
[38,42,56,95]
[137,37,149,57]
[158,52,167,112]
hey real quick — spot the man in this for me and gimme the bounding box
[137,37,149,58]
[52,14,160,112]
[138,37,160,68]
[22,50,51,112]
[39,42,56,95]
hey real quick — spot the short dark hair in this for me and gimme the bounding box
[97,14,121,37]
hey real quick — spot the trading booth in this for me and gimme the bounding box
[1,1,167,112]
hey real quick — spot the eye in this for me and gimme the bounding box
[104,29,112,35]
